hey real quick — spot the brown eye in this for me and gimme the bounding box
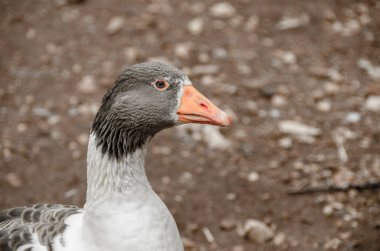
[153,80,169,91]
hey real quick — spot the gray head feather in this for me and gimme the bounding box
[92,62,189,160]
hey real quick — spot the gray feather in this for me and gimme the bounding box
[0,204,81,250]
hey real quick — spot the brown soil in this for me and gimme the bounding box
[1,0,380,250]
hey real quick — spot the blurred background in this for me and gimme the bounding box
[1,0,380,250]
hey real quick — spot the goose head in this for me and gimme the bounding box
[91,62,231,159]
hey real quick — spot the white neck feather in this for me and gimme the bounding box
[78,133,183,251]
[84,133,151,208]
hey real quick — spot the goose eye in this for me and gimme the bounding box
[153,80,169,91]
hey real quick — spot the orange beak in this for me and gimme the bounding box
[177,85,232,127]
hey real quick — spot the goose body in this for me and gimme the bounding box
[0,62,231,251]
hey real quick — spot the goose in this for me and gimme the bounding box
[0,62,231,251]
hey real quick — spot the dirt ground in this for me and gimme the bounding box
[1,0,380,250]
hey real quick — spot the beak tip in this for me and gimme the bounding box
[219,112,232,127]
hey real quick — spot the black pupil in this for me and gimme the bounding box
[156,81,165,89]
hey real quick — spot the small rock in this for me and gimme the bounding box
[202,227,215,243]
[324,82,340,95]
[202,125,230,150]
[273,232,286,246]
[191,64,220,75]
[179,171,193,185]
[271,95,288,108]
[244,15,259,32]
[210,2,236,18]
[26,29,36,39]
[275,50,297,65]
[344,112,361,124]
[364,96,380,112]
[247,171,260,182]
[242,219,274,244]
[309,67,343,82]
[78,75,97,93]
[316,100,332,112]
[231,245,245,251]
[124,47,140,63]
[357,59,380,80]
[177,124,230,150]
[17,123,28,133]
[33,107,52,117]
[174,43,193,59]
[182,237,197,251]
[187,18,204,36]
[76,133,88,145]
[47,115,61,125]
[220,218,237,231]
[278,120,321,137]
[244,100,258,114]
[236,62,251,75]
[278,137,293,149]
[332,168,355,187]
[5,173,22,188]
[276,14,310,30]
[323,238,342,250]
[64,188,78,198]
[212,47,228,59]
[226,192,236,200]
[106,16,125,35]
[323,205,334,217]
[152,146,171,155]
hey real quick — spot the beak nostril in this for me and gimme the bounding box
[200,103,208,110]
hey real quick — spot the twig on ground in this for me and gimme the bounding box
[288,181,380,195]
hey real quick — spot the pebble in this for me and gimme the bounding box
[278,137,293,149]
[324,82,340,95]
[357,59,380,80]
[33,107,52,117]
[236,62,251,75]
[323,238,342,250]
[247,171,260,182]
[182,237,197,251]
[278,120,321,137]
[26,29,36,39]
[271,95,288,108]
[244,15,259,32]
[231,245,245,251]
[174,43,193,59]
[242,219,274,244]
[212,47,228,59]
[17,123,28,133]
[5,173,22,188]
[202,227,215,243]
[364,95,380,112]
[323,205,334,217]
[210,2,236,18]
[179,171,193,185]
[244,100,258,114]
[220,218,237,231]
[105,16,126,35]
[316,99,332,112]
[177,124,230,150]
[275,50,297,65]
[76,133,88,145]
[273,232,286,246]
[64,188,78,198]
[191,64,220,75]
[124,47,140,63]
[78,75,97,93]
[202,125,231,150]
[276,14,310,30]
[187,18,204,36]
[344,112,361,123]
[309,67,343,82]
